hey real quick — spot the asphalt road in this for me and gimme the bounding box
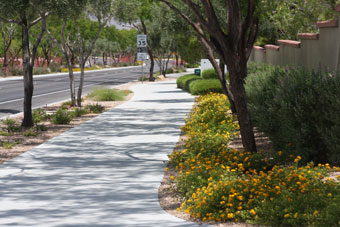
[0,64,153,119]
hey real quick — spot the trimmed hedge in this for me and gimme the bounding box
[201,68,218,79]
[176,74,201,91]
[189,79,223,95]
[246,64,340,164]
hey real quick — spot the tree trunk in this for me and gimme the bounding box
[66,56,76,106]
[21,15,34,127]
[77,62,85,107]
[140,19,155,81]
[219,60,236,113]
[175,53,179,68]
[228,60,257,153]
[3,53,7,67]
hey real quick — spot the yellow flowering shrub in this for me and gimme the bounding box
[169,93,340,226]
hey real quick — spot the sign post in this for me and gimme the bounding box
[137,35,148,80]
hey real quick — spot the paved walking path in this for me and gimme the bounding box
[0,77,210,226]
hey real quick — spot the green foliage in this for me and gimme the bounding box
[9,65,23,76]
[1,118,21,133]
[169,93,340,226]
[189,79,223,95]
[87,88,129,101]
[201,68,218,80]
[247,61,277,75]
[51,108,73,124]
[48,62,61,72]
[23,128,39,137]
[246,64,340,164]
[0,140,18,149]
[32,108,50,124]
[71,108,89,117]
[258,0,338,41]
[33,67,50,75]
[186,63,200,68]
[86,104,105,113]
[176,74,201,91]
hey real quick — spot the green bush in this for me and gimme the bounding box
[185,63,200,68]
[176,74,201,91]
[33,67,50,75]
[49,62,61,72]
[86,104,105,113]
[1,118,21,133]
[247,61,277,75]
[32,108,50,124]
[51,108,73,124]
[87,88,128,101]
[202,68,218,80]
[246,66,340,164]
[169,92,340,226]
[189,79,223,95]
[71,108,89,117]
[9,65,23,76]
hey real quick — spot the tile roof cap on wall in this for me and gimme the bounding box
[264,45,280,51]
[298,33,319,40]
[277,40,301,48]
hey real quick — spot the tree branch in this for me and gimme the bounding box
[159,0,215,52]
[0,16,20,24]
[30,16,46,67]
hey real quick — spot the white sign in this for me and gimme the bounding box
[137,53,148,60]
[200,59,227,74]
[137,34,147,48]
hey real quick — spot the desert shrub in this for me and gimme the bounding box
[86,103,104,113]
[189,79,223,95]
[247,61,277,75]
[87,88,128,101]
[1,118,21,133]
[165,68,174,74]
[33,67,50,75]
[201,68,218,80]
[186,63,200,68]
[9,65,23,76]
[49,62,61,72]
[51,108,73,124]
[23,127,40,137]
[32,108,50,124]
[71,108,89,117]
[176,74,201,91]
[169,93,340,226]
[246,66,340,164]
[0,140,18,149]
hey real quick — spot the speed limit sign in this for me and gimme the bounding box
[137,34,147,47]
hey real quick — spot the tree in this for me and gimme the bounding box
[0,22,16,67]
[256,0,339,44]
[159,0,259,153]
[0,0,50,127]
[113,0,156,81]
[46,0,87,107]
[76,0,115,107]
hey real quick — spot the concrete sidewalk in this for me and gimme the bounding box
[0,77,210,226]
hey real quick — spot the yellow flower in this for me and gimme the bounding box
[313,210,319,216]
[170,176,175,181]
[250,209,256,215]
[284,214,290,218]
[294,212,298,218]
[227,213,234,219]
[165,167,168,172]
